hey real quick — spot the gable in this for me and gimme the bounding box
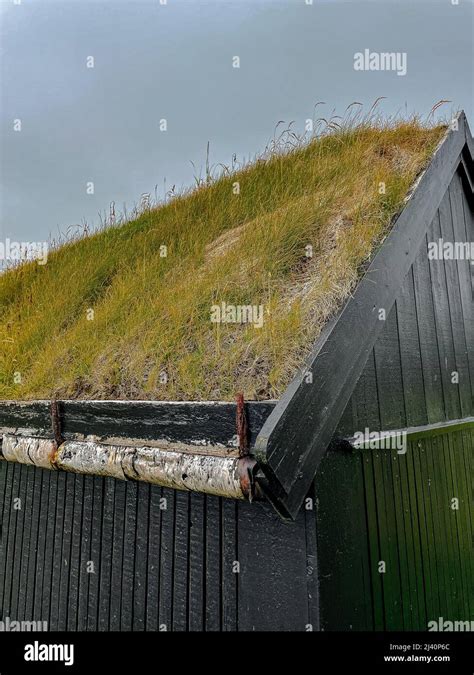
[254,113,474,520]
[336,167,474,438]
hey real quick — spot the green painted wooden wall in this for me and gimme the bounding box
[315,429,473,630]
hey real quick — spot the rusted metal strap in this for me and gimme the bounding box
[236,393,249,457]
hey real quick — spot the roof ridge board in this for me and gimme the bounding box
[254,111,472,519]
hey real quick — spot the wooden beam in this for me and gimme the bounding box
[0,399,275,447]
[346,416,474,449]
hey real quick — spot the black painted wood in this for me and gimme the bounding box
[145,485,162,631]
[254,114,472,519]
[396,267,428,427]
[49,471,66,630]
[88,476,104,631]
[0,400,275,447]
[189,493,205,632]
[204,496,221,631]
[133,482,149,631]
[98,477,115,631]
[429,210,462,421]
[237,501,310,631]
[0,464,319,630]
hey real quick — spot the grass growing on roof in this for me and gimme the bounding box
[0,113,445,401]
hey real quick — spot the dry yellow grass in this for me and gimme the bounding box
[0,116,445,401]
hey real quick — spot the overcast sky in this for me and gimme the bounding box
[0,0,472,243]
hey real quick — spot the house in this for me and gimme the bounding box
[0,112,472,631]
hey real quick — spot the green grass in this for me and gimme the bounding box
[0,115,446,401]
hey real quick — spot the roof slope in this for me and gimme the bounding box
[0,119,444,401]
[255,112,474,519]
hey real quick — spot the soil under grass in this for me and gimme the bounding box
[0,118,446,401]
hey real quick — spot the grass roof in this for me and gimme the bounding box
[0,116,445,401]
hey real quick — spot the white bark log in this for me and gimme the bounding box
[0,434,249,499]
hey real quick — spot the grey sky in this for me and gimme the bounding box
[1,0,472,243]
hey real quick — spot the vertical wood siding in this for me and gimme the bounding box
[0,463,317,631]
[336,168,474,438]
[315,429,473,630]
[320,169,473,630]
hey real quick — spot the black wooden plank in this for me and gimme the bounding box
[158,489,175,632]
[222,499,237,631]
[58,472,75,630]
[374,306,407,430]
[40,471,58,625]
[0,400,275,446]
[17,465,35,621]
[204,496,221,631]
[24,468,43,622]
[98,477,115,631]
[76,475,93,630]
[304,485,320,631]
[67,474,84,630]
[428,212,462,420]
[412,235,447,423]
[48,471,66,630]
[396,266,429,427]
[9,463,27,622]
[334,399,355,438]
[87,476,104,631]
[350,350,381,433]
[440,189,472,416]
[0,461,12,617]
[109,480,126,631]
[0,401,50,434]
[145,485,162,631]
[120,481,138,631]
[450,172,474,395]
[32,469,50,622]
[172,490,190,631]
[133,482,149,631]
[0,463,17,618]
[188,492,205,632]
[237,500,308,631]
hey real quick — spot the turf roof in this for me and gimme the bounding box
[0,118,445,401]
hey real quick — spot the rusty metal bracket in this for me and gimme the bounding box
[236,393,249,457]
[50,399,64,448]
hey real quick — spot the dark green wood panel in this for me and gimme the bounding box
[316,430,474,630]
